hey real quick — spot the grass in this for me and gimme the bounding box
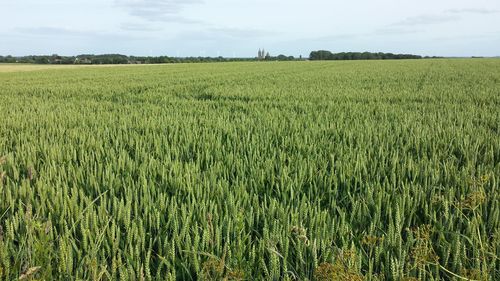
[0,63,161,73]
[0,60,499,280]
[0,64,83,73]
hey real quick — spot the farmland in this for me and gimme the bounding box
[0,60,499,280]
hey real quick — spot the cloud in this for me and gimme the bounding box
[446,8,499,15]
[311,33,361,41]
[119,23,163,32]
[207,28,279,39]
[373,28,422,36]
[389,8,499,28]
[175,27,278,41]
[13,26,149,40]
[302,29,421,43]
[432,30,500,41]
[115,0,203,23]
[391,14,460,26]
[15,27,93,37]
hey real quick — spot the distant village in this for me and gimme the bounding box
[0,50,298,65]
[0,50,436,65]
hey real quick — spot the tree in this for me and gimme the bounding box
[309,50,421,60]
[309,50,333,60]
[34,57,49,64]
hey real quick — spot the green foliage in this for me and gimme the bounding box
[0,60,499,280]
[309,50,422,60]
[0,53,300,65]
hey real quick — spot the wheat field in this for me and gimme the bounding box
[0,60,499,280]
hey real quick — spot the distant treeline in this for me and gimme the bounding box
[309,50,428,60]
[0,52,447,64]
[0,53,298,65]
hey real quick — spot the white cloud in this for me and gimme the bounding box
[446,8,499,14]
[391,14,460,26]
[115,0,203,22]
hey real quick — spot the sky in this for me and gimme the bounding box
[0,0,499,57]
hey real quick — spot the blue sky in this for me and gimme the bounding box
[1,0,499,57]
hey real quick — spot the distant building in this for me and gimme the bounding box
[75,58,91,64]
[258,48,269,60]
